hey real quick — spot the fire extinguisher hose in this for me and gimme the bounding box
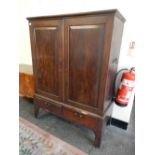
[113,68,128,99]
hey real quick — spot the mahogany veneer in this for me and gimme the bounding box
[27,9,125,147]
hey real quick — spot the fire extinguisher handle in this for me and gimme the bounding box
[130,67,135,71]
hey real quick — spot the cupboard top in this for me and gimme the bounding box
[27,9,125,22]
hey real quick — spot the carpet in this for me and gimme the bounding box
[19,117,87,155]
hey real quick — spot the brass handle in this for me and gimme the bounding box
[74,112,83,118]
[112,58,118,64]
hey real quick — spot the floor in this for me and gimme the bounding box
[19,97,135,155]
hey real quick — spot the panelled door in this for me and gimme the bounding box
[29,19,63,101]
[64,16,111,114]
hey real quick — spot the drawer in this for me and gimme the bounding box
[35,97,62,115]
[62,107,97,129]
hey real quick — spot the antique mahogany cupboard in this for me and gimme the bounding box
[27,9,125,147]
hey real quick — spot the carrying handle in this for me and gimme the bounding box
[112,58,118,64]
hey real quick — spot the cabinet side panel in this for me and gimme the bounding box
[104,16,125,112]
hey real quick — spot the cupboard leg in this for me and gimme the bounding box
[34,104,39,118]
[94,128,102,147]
[94,120,103,147]
[106,116,112,126]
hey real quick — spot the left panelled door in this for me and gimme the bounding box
[29,19,63,102]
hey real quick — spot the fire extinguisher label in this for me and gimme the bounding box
[121,79,134,88]
[126,91,132,99]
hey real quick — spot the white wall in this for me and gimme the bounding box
[19,0,137,123]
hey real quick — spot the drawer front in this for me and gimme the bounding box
[35,97,62,115]
[62,107,97,129]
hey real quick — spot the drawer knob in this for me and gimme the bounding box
[79,114,83,118]
[45,102,49,106]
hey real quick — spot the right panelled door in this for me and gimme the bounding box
[64,15,112,114]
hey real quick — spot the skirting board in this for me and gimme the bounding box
[107,117,128,130]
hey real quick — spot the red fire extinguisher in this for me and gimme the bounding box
[115,67,135,106]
